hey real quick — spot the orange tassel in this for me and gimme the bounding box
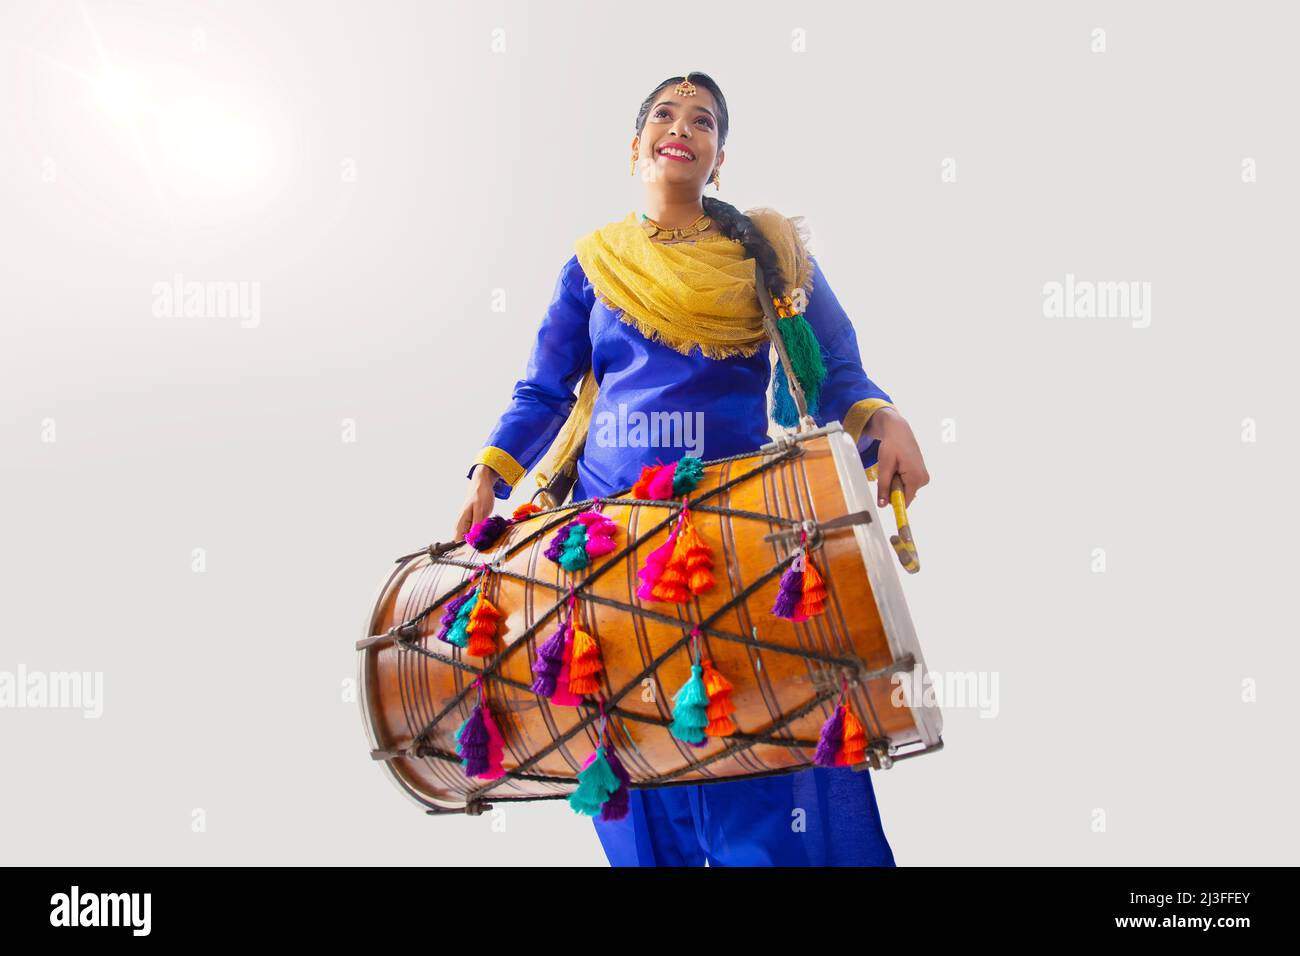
[650,528,692,603]
[676,517,715,595]
[632,464,662,500]
[465,589,503,657]
[511,502,542,521]
[836,703,867,766]
[701,659,736,736]
[566,624,604,696]
[796,554,827,619]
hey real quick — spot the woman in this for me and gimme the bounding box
[454,72,930,866]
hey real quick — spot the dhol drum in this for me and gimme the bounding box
[357,422,943,816]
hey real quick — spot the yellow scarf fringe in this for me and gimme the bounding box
[534,207,815,496]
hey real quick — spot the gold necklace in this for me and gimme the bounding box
[640,212,713,241]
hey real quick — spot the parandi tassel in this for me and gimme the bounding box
[770,294,827,427]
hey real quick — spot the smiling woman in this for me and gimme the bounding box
[452,71,932,868]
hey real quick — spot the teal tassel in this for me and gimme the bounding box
[775,313,826,415]
[568,746,622,815]
[445,584,478,648]
[669,663,710,743]
[671,456,704,495]
[558,523,590,572]
[772,361,801,427]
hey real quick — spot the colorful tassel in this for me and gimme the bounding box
[530,619,569,697]
[549,626,583,706]
[435,584,477,645]
[566,622,604,696]
[454,694,506,780]
[771,308,826,427]
[646,461,678,499]
[671,456,704,496]
[813,678,867,769]
[568,745,622,816]
[599,745,632,821]
[444,583,480,648]
[701,658,737,736]
[583,513,618,557]
[675,515,715,595]
[636,523,680,600]
[558,522,590,572]
[669,662,709,744]
[632,464,662,499]
[465,514,509,550]
[837,704,866,767]
[544,519,580,563]
[812,704,846,768]
[464,576,503,657]
[796,553,827,620]
[512,502,542,521]
[772,548,805,619]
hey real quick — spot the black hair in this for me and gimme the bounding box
[634,72,789,302]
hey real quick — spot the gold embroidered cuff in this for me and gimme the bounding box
[842,398,897,445]
[473,446,525,488]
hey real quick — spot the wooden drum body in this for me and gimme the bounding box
[358,423,943,815]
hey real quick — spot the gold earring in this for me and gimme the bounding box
[712,167,721,190]
[630,151,638,176]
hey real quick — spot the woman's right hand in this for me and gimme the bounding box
[453,464,502,542]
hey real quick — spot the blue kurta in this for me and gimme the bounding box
[469,242,898,866]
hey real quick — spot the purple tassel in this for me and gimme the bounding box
[544,521,581,563]
[458,703,491,777]
[435,586,478,643]
[812,705,846,767]
[530,621,569,697]
[599,746,633,821]
[771,566,804,619]
[466,514,509,550]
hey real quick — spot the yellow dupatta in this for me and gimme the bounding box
[533,206,815,496]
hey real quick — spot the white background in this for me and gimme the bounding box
[1,0,1295,864]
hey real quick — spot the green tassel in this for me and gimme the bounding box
[558,523,590,572]
[776,313,826,412]
[568,746,622,815]
[671,456,704,496]
[669,664,709,743]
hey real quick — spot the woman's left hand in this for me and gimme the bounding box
[869,408,930,508]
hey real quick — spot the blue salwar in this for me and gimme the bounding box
[470,236,898,867]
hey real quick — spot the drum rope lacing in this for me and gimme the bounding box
[382,441,908,805]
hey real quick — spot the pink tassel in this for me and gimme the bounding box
[549,626,583,707]
[636,524,680,600]
[646,461,678,500]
